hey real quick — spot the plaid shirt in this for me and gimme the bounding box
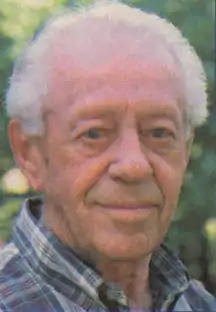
[0,197,215,312]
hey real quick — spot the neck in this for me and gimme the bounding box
[97,255,152,309]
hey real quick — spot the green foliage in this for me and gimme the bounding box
[0,198,21,242]
[0,0,215,295]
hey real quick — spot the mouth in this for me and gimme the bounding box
[96,202,158,222]
[101,204,157,210]
[97,200,159,210]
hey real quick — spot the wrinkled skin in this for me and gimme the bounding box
[8,20,193,308]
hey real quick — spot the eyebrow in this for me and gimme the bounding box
[68,100,182,126]
[138,110,182,128]
[69,102,120,122]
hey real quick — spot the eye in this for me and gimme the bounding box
[151,128,174,139]
[82,128,104,140]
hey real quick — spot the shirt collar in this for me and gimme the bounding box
[150,243,190,310]
[13,197,189,309]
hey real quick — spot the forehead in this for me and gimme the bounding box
[50,17,178,72]
[47,18,184,119]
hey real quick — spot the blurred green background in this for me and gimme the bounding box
[0,0,215,296]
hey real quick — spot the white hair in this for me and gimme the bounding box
[5,0,208,136]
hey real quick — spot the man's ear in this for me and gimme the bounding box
[8,119,46,192]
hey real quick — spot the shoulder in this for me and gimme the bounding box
[0,242,24,310]
[0,242,19,270]
[0,243,61,312]
[181,279,216,311]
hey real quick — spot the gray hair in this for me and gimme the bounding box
[5,1,208,136]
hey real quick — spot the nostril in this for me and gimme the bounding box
[108,158,153,183]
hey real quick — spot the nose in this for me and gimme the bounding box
[108,131,153,184]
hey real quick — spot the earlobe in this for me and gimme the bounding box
[8,119,27,168]
[8,119,45,192]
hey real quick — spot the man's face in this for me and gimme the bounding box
[38,37,190,262]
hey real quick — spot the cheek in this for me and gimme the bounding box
[46,145,111,201]
[43,146,77,200]
[152,150,186,213]
[72,157,112,199]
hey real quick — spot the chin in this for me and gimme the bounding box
[95,233,153,261]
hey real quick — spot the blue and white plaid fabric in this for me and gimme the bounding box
[0,197,215,311]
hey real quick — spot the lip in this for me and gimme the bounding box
[101,205,157,210]
[97,203,158,223]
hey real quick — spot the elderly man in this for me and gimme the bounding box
[0,1,215,311]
